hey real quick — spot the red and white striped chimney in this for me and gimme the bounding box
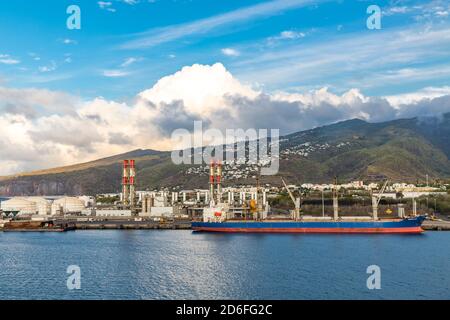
[122,160,129,205]
[216,160,222,203]
[129,159,136,207]
[209,160,215,204]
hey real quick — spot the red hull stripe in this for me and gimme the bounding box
[192,227,424,234]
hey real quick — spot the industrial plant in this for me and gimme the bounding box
[0,158,448,231]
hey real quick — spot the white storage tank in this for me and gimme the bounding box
[53,197,85,214]
[0,197,37,215]
[37,203,51,216]
[77,195,95,207]
[51,202,62,216]
[26,197,51,215]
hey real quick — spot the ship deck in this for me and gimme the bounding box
[224,217,405,223]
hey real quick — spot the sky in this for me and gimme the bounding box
[0,0,450,175]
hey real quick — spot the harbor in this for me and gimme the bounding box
[1,159,450,233]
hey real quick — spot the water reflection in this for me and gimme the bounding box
[0,231,448,299]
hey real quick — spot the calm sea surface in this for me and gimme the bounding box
[0,230,448,300]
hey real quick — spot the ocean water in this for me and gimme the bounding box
[0,230,448,300]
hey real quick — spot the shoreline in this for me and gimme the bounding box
[1,218,450,232]
[0,221,450,232]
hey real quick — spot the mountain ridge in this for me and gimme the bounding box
[1,114,449,196]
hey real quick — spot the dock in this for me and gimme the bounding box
[0,217,192,231]
[2,218,450,231]
[1,220,75,232]
[66,218,191,230]
[422,220,450,231]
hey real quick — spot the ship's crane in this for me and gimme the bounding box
[281,178,301,220]
[332,176,339,220]
[372,180,389,220]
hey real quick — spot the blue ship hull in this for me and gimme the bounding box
[192,216,426,234]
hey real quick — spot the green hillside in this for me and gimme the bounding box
[1,114,449,196]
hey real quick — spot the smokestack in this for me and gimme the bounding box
[209,160,215,205]
[216,160,222,203]
[129,159,136,207]
[122,160,130,205]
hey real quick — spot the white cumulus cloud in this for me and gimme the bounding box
[1,63,450,175]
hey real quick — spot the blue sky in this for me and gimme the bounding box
[1,0,450,174]
[1,0,449,100]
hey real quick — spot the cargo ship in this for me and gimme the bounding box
[192,162,426,234]
[192,216,426,234]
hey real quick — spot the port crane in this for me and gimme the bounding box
[372,180,389,220]
[281,178,301,220]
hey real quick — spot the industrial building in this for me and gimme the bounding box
[135,160,271,221]
[1,196,88,217]
[140,192,187,218]
[1,197,41,216]
[51,197,85,215]
[96,209,132,217]
[121,159,136,207]
[2,156,434,223]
